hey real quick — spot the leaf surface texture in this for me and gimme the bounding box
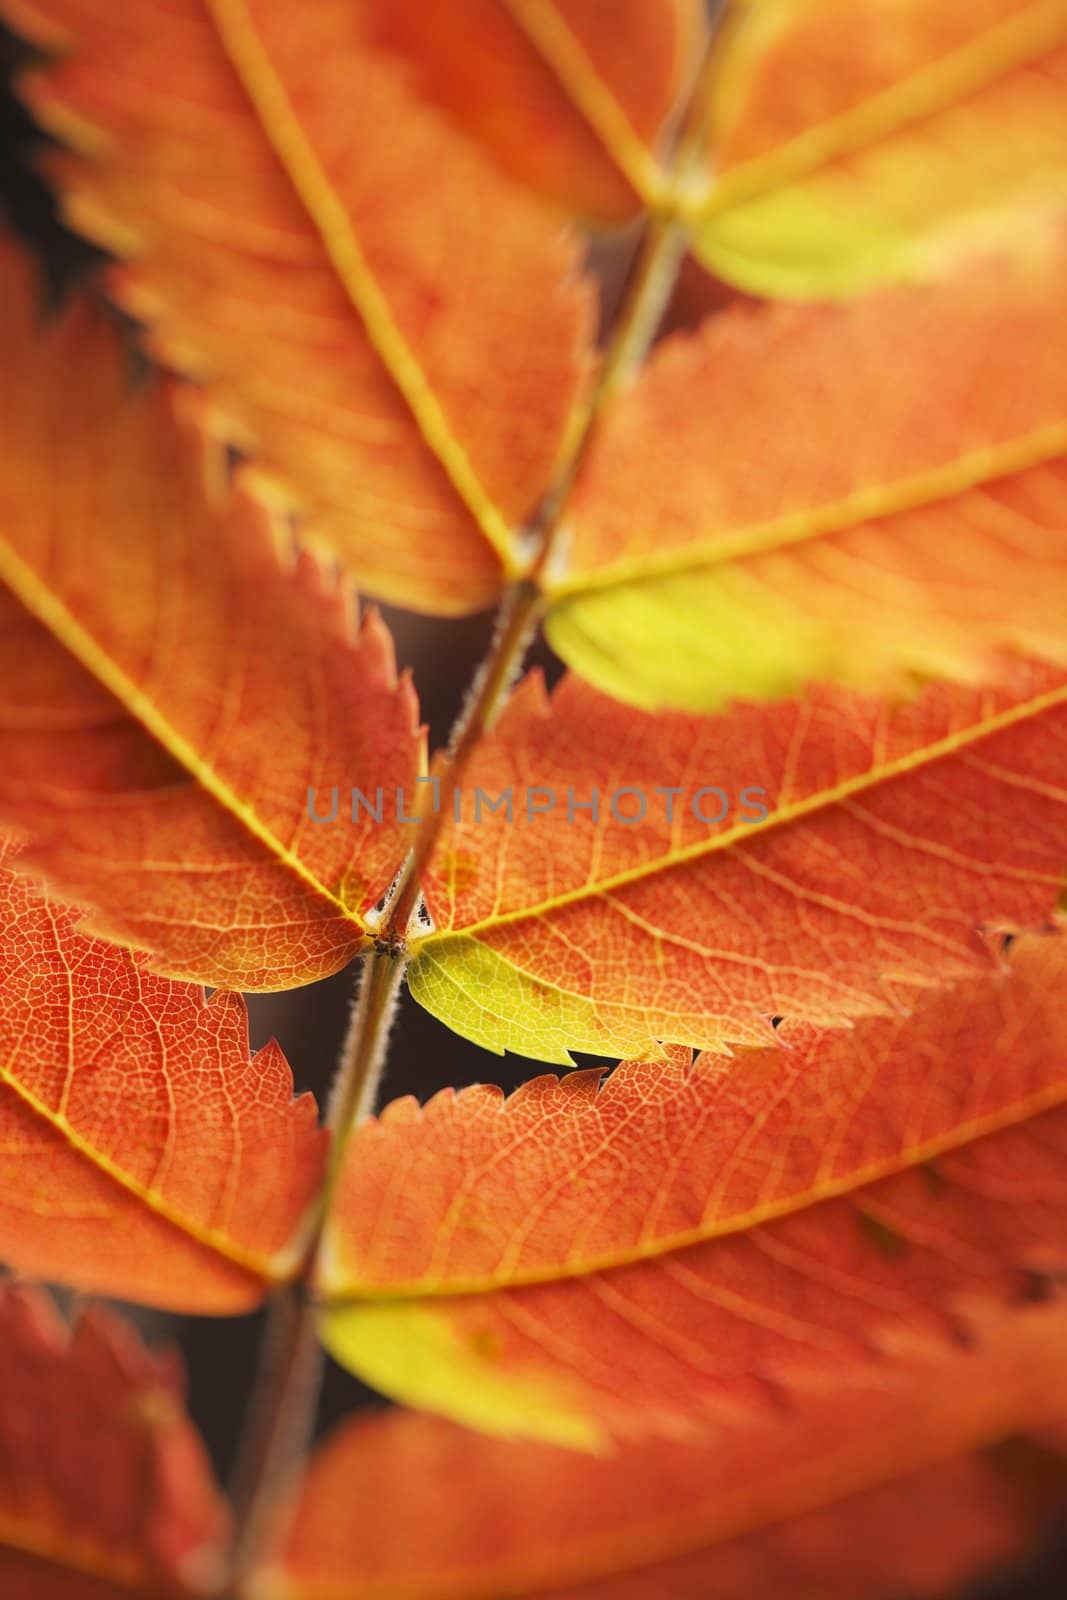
[410,668,1067,1062]
[0,835,326,1311]
[0,1286,228,1596]
[1,0,595,610]
[695,0,1067,298]
[0,235,421,990]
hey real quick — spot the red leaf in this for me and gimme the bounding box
[1,0,595,612]
[410,665,1067,1062]
[0,835,327,1313]
[266,1302,1067,1599]
[323,933,1067,1440]
[363,0,702,218]
[0,1286,228,1596]
[0,233,422,990]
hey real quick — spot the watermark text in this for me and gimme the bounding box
[307,781,770,827]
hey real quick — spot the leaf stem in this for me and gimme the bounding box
[226,1277,322,1587]
[526,210,690,591]
[325,943,406,1186]
[382,575,546,939]
[226,945,404,1585]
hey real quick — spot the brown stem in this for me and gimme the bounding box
[226,1278,322,1586]
[226,946,405,1585]
[526,209,690,593]
[383,576,545,938]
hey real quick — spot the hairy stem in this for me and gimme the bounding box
[326,943,406,1186]
[226,946,404,1584]
[383,575,545,938]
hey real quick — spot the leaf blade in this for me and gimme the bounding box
[0,233,421,990]
[362,0,702,218]
[694,0,1067,299]
[1,0,595,611]
[323,935,1067,1442]
[0,1286,228,1596]
[409,666,1067,1063]
[549,232,1067,710]
[0,834,327,1312]
[266,1302,1067,1599]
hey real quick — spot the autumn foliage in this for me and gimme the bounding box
[0,0,1065,1595]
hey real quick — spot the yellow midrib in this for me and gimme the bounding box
[693,0,1067,220]
[203,0,521,577]
[0,537,364,932]
[550,422,1067,598]
[417,678,1067,943]
[501,0,671,205]
[321,1070,1067,1304]
[0,1061,288,1283]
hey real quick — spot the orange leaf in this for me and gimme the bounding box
[265,1301,1067,1600]
[362,0,702,219]
[0,834,326,1313]
[711,0,1066,171]
[0,0,595,613]
[693,0,1067,299]
[322,932,1067,1440]
[548,231,1067,709]
[408,665,1067,1063]
[0,1285,228,1596]
[0,234,421,991]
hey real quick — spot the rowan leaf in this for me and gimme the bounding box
[361,0,701,219]
[264,1301,1067,1600]
[407,666,1067,1064]
[0,834,327,1313]
[322,932,1067,1442]
[0,0,595,613]
[694,0,1067,299]
[0,1286,228,1597]
[547,231,1067,710]
[0,233,421,991]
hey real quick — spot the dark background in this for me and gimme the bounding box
[2,20,1065,1595]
